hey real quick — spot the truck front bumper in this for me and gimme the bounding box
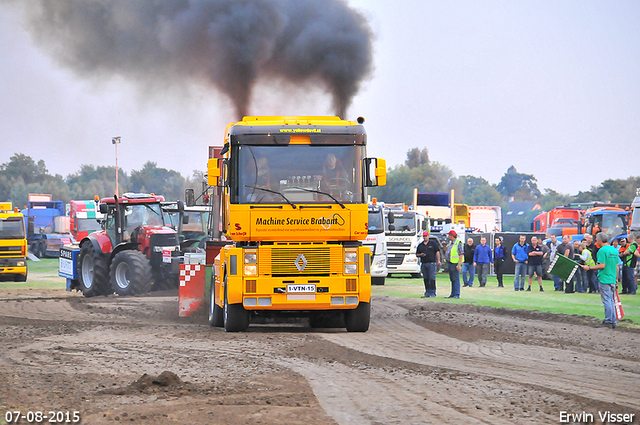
[0,258,27,277]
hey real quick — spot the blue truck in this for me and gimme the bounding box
[21,194,72,258]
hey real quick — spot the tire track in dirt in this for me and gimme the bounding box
[319,301,640,410]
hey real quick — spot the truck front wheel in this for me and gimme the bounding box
[110,250,152,296]
[223,283,249,332]
[372,277,385,285]
[345,302,370,332]
[208,275,224,327]
[79,242,110,297]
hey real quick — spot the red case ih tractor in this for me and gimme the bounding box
[75,193,181,297]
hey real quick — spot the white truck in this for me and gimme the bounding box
[468,206,502,233]
[630,188,640,233]
[363,202,388,285]
[384,204,428,278]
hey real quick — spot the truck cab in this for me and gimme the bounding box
[0,202,28,282]
[630,189,640,233]
[363,201,388,285]
[69,199,104,242]
[206,116,386,332]
[384,205,428,277]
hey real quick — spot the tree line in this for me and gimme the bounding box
[0,153,204,208]
[2,149,639,222]
[370,147,640,211]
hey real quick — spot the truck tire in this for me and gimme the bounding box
[372,277,385,285]
[223,283,249,332]
[208,275,224,327]
[345,302,370,332]
[36,241,46,258]
[14,272,27,282]
[79,242,110,297]
[110,250,152,296]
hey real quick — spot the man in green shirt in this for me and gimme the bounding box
[583,232,619,328]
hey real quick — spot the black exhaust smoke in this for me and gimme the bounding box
[14,0,373,119]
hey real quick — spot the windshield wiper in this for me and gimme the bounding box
[289,187,346,209]
[244,185,297,209]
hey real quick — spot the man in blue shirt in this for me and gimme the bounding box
[494,237,505,287]
[473,237,493,287]
[511,235,529,291]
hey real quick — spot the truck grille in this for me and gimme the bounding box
[387,254,405,266]
[0,246,22,257]
[259,244,341,276]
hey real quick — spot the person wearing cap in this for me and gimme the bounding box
[416,230,441,298]
[444,229,464,298]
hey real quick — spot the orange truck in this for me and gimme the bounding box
[206,116,386,332]
[533,208,583,236]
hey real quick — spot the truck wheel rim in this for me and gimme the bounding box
[82,256,94,288]
[115,262,131,289]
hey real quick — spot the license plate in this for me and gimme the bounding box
[287,284,316,293]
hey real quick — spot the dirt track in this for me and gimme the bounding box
[1,289,638,424]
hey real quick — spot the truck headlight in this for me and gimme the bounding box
[373,258,385,269]
[244,253,257,264]
[345,263,357,274]
[244,264,257,276]
[17,261,25,267]
[344,252,357,263]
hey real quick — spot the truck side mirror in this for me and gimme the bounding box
[363,158,387,187]
[388,224,395,231]
[387,212,395,224]
[99,203,108,214]
[207,158,227,187]
[422,221,428,230]
[185,189,195,207]
[182,215,190,225]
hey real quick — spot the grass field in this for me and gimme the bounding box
[3,259,638,327]
[377,274,640,327]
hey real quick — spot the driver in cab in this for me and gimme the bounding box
[321,153,350,192]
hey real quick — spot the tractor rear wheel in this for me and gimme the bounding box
[223,282,249,332]
[78,242,110,297]
[345,302,370,332]
[110,250,152,296]
[208,275,224,327]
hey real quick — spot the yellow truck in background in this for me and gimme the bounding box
[206,116,386,332]
[0,202,28,282]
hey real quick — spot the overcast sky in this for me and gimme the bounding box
[1,0,638,196]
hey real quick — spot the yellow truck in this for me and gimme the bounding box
[206,116,386,332]
[0,202,28,282]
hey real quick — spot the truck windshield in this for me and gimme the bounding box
[0,217,25,239]
[77,218,102,232]
[386,214,416,235]
[368,208,384,235]
[233,145,364,204]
